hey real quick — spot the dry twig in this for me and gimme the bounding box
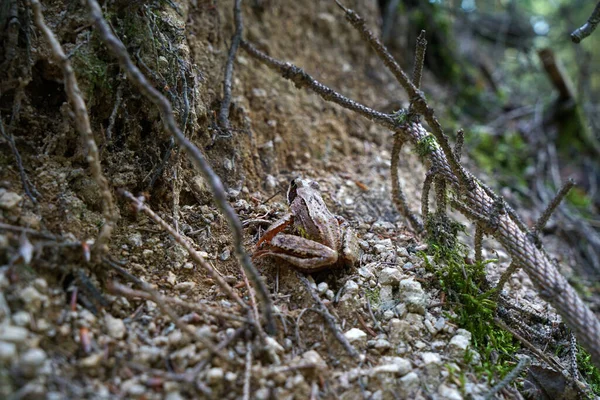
[120,190,246,309]
[86,0,275,335]
[296,272,360,360]
[107,281,250,324]
[104,259,221,357]
[571,1,600,43]
[31,0,117,256]
[219,0,243,131]
[483,355,530,400]
[391,133,424,233]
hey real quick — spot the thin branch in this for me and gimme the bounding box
[296,272,360,360]
[243,339,252,400]
[412,30,427,89]
[107,281,251,324]
[0,114,39,205]
[494,317,564,372]
[32,0,117,256]
[571,1,600,43]
[105,77,124,141]
[219,0,243,131]
[85,0,275,335]
[474,224,483,264]
[120,190,247,309]
[391,133,424,233]
[483,355,530,400]
[532,179,575,235]
[240,40,396,130]
[104,259,221,358]
[421,168,436,223]
[454,129,464,162]
[496,262,520,293]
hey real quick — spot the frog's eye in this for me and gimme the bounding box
[310,181,320,190]
[287,178,300,203]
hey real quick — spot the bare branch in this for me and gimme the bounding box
[391,133,424,233]
[219,0,243,131]
[104,259,221,358]
[120,190,247,310]
[85,0,275,335]
[412,30,427,89]
[240,40,396,130]
[297,272,360,360]
[532,179,575,235]
[107,281,251,324]
[571,1,600,43]
[474,224,483,264]
[31,0,117,256]
[483,355,530,400]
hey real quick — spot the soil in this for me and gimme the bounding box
[0,0,594,399]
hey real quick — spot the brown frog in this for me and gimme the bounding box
[253,178,359,272]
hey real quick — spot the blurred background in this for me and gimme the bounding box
[378,0,600,284]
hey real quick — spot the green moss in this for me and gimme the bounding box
[365,287,381,307]
[71,44,112,102]
[421,214,519,382]
[415,134,438,159]
[577,346,600,396]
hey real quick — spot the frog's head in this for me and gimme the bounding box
[287,178,320,204]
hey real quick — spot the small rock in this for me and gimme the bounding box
[438,383,463,400]
[421,352,443,377]
[0,191,22,210]
[165,392,185,400]
[20,348,47,376]
[79,352,103,368]
[317,282,328,295]
[0,325,29,344]
[325,289,334,300]
[369,338,392,353]
[127,232,143,247]
[402,262,414,271]
[252,88,267,97]
[434,317,446,331]
[344,328,367,343]
[175,282,196,291]
[104,314,126,339]
[381,356,411,376]
[379,267,402,286]
[33,278,48,293]
[219,249,231,261]
[166,271,177,286]
[20,286,46,312]
[0,341,17,362]
[302,350,327,370]
[343,280,359,295]
[447,331,471,358]
[265,336,285,354]
[357,266,374,279]
[399,372,420,395]
[12,311,31,327]
[398,278,427,315]
[206,368,224,384]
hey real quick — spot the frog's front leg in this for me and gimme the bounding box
[254,234,338,272]
[255,213,294,247]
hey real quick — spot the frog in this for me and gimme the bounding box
[253,178,359,272]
